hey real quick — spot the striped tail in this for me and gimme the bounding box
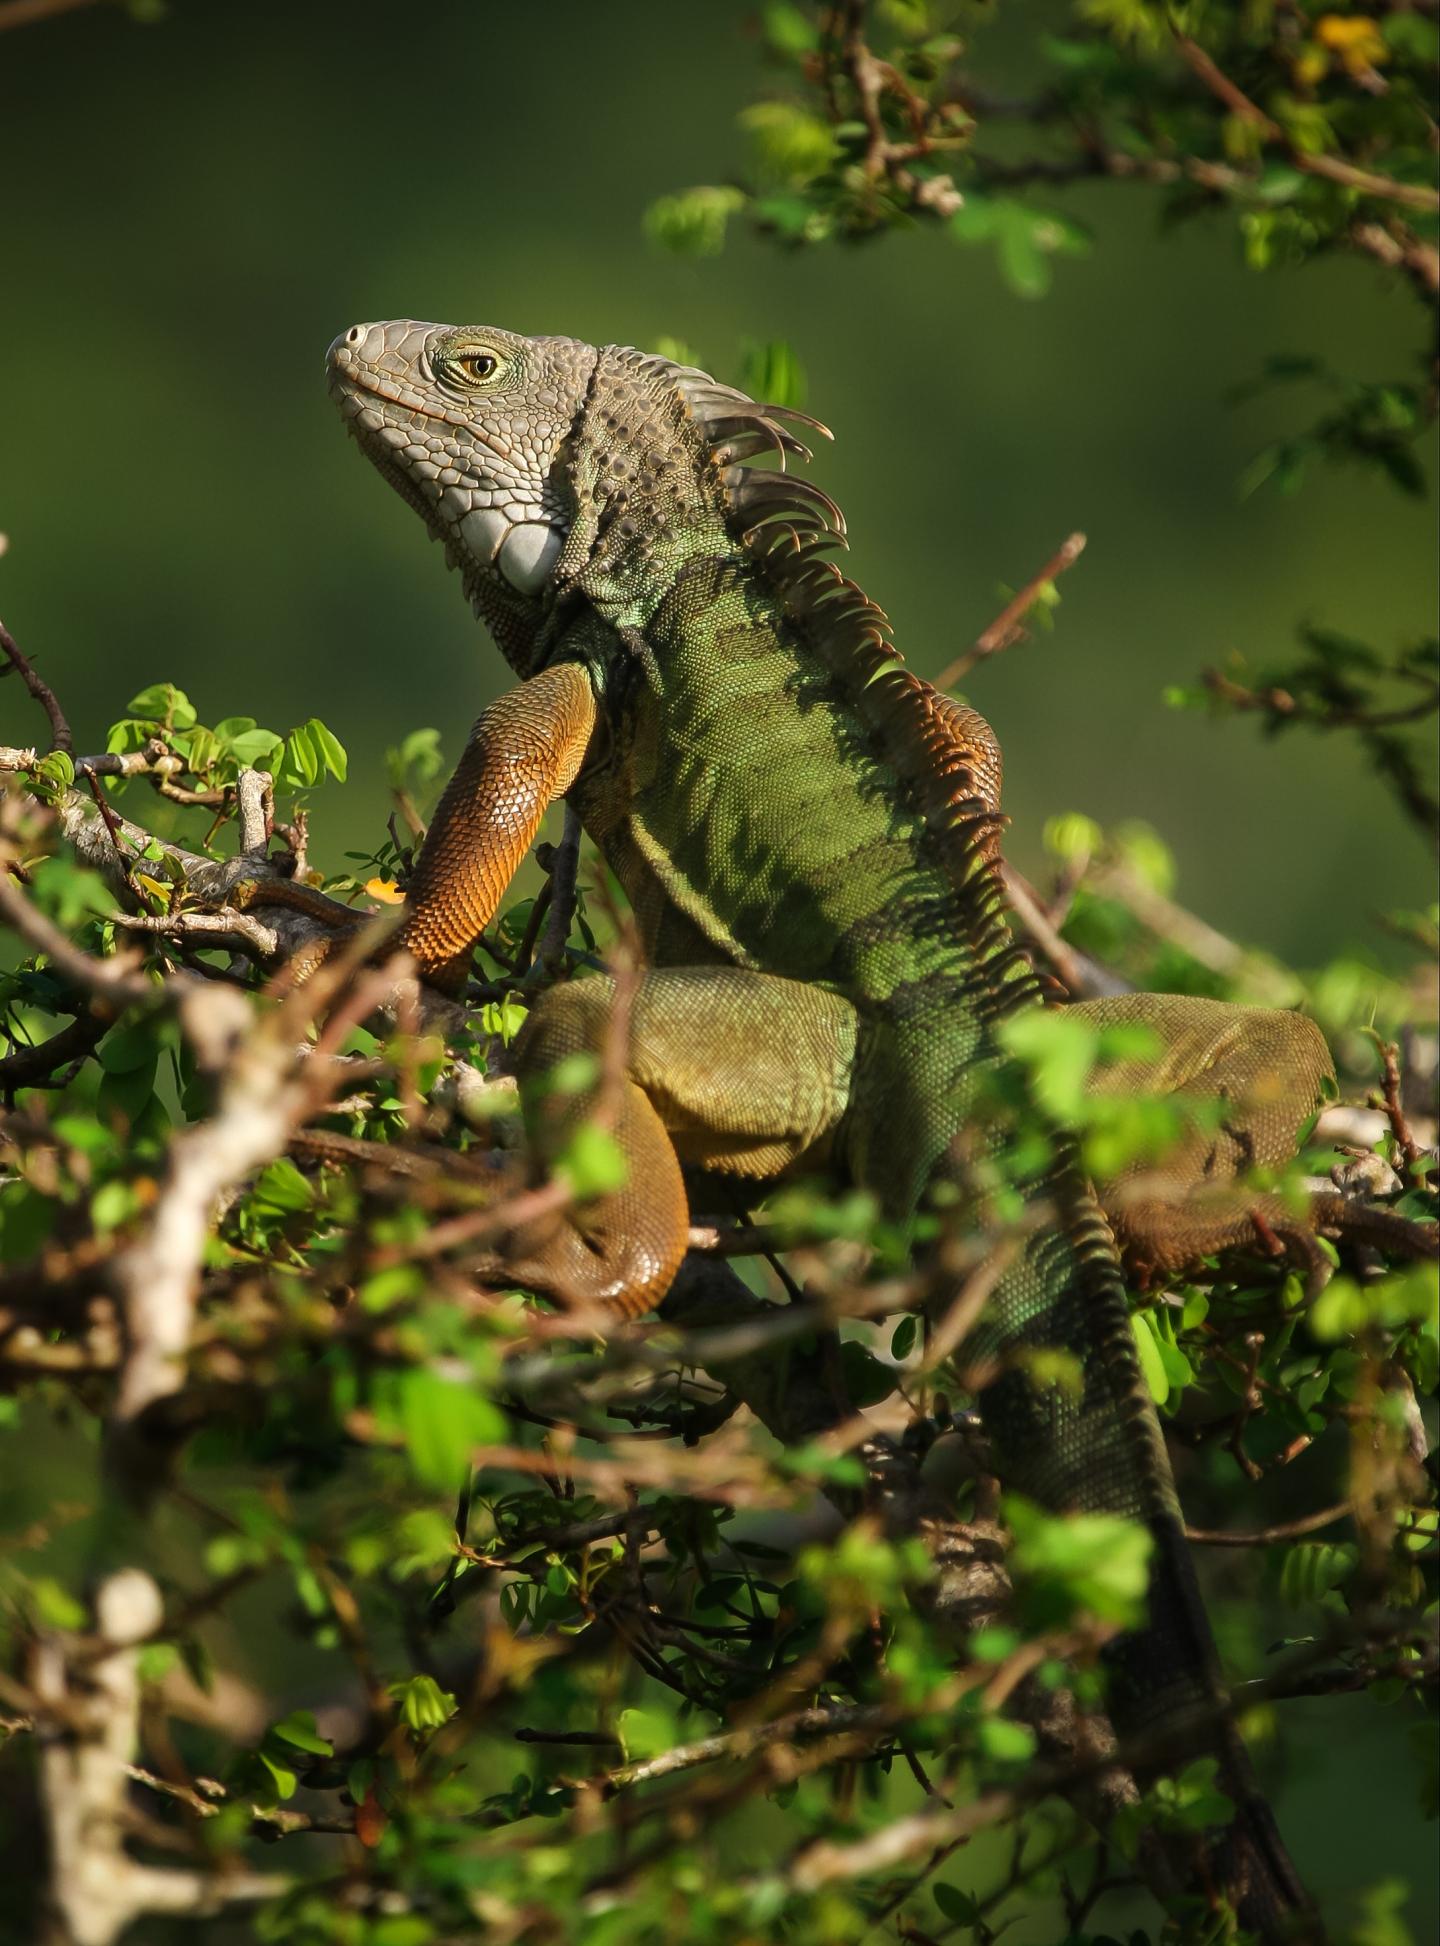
[954,1150,1321,1940]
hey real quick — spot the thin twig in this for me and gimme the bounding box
[1366,1033,1425,1173]
[535,803,583,972]
[1185,1502,1352,1548]
[1001,864,1131,1001]
[0,616,74,753]
[598,1702,894,1796]
[935,533,1086,690]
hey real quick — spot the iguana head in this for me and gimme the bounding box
[328,319,838,665]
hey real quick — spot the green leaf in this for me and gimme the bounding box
[257,1750,298,1799]
[1278,1540,1358,1607]
[397,1369,507,1490]
[387,1673,458,1734]
[976,1715,1037,1764]
[367,1914,430,1946]
[1157,1335,1193,1392]
[1043,812,1102,863]
[643,185,746,257]
[126,681,195,729]
[223,727,283,769]
[934,1883,982,1924]
[250,1156,314,1216]
[280,723,321,789]
[360,1263,424,1313]
[1253,165,1305,206]
[99,1024,159,1074]
[996,208,1051,299]
[97,1052,158,1124]
[270,1710,333,1756]
[738,338,807,410]
[839,1339,897,1408]
[28,855,118,928]
[386,726,443,790]
[617,1703,675,1762]
[478,995,529,1044]
[30,1577,88,1630]
[950,195,999,243]
[739,100,837,183]
[762,4,819,56]
[371,1921,434,1946]
[968,1627,1020,1663]
[890,1315,918,1361]
[31,751,75,804]
[1132,1312,1170,1406]
[998,1007,1100,1122]
[91,1179,138,1234]
[1006,1495,1153,1627]
[780,1444,868,1488]
[306,717,349,782]
[1349,1876,1420,1946]
[554,1122,628,1199]
[1311,1266,1438,1342]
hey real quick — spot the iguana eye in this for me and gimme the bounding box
[455,350,500,384]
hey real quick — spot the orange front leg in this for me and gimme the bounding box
[402,660,597,989]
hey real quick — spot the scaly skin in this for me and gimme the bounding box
[324,318,1391,1937]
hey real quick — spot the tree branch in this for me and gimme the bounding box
[0,614,73,751]
[1172,29,1440,215]
[31,1569,287,1946]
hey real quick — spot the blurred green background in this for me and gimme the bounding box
[3,0,1435,969]
[1,2,1436,1932]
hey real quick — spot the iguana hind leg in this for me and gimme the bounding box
[492,968,859,1316]
[1069,992,1426,1277]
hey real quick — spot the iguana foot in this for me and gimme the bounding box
[1104,1186,1434,1296]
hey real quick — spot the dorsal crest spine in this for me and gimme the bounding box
[667,361,1041,1025]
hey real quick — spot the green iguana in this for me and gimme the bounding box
[325,317,1427,1937]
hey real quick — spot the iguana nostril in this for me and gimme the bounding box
[346,325,363,346]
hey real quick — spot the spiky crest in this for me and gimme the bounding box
[671,374,1039,1025]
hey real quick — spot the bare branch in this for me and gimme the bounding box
[31,1569,286,1946]
[0,615,73,753]
[1002,863,1131,1001]
[1367,1032,1427,1173]
[111,907,282,960]
[0,1012,105,1091]
[935,532,1087,690]
[535,801,583,972]
[235,767,271,852]
[1185,1502,1353,1548]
